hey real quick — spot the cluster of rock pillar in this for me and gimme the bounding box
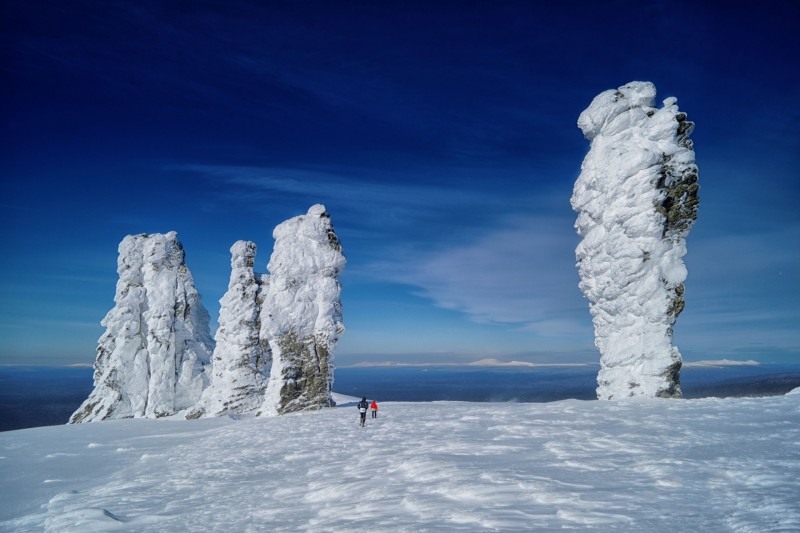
[71,205,344,423]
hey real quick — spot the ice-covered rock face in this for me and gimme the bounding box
[70,232,214,423]
[571,81,699,400]
[186,241,269,419]
[259,204,345,415]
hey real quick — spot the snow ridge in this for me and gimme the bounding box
[70,232,213,423]
[258,204,346,415]
[571,81,700,400]
[186,241,269,419]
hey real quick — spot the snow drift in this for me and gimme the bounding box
[571,81,700,400]
[4,394,799,531]
[70,232,214,423]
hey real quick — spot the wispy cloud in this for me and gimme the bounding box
[377,211,799,358]
[662,223,800,359]
[171,162,800,365]
[176,164,524,213]
[176,163,589,335]
[176,163,592,331]
[172,163,550,263]
[684,227,799,317]
[377,214,589,331]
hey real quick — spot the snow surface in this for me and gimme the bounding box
[572,81,700,400]
[3,395,798,532]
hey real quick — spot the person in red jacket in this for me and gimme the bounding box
[370,399,378,419]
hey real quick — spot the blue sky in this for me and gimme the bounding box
[1,0,798,366]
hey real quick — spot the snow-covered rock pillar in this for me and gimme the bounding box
[571,81,699,400]
[70,232,214,423]
[187,241,269,419]
[258,205,345,415]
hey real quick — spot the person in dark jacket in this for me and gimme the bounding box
[357,397,369,427]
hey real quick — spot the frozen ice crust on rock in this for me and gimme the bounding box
[186,241,268,419]
[71,232,214,423]
[72,206,345,422]
[259,204,346,415]
[571,81,700,400]
[194,205,346,418]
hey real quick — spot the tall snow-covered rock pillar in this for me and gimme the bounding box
[70,232,214,423]
[259,204,346,415]
[186,241,269,419]
[571,81,699,400]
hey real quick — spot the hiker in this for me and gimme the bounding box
[370,399,378,418]
[357,397,368,427]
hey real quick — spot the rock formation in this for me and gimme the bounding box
[571,81,699,400]
[258,204,346,415]
[186,241,269,419]
[70,232,214,422]
[71,206,345,422]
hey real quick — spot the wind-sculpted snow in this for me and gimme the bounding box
[259,204,345,415]
[3,395,799,531]
[572,81,699,400]
[70,232,213,423]
[186,241,268,419]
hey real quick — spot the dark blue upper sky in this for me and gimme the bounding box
[1,0,798,365]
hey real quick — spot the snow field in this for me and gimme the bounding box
[2,394,799,531]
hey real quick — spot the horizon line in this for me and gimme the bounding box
[0,358,763,369]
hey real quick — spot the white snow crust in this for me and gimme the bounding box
[571,81,699,400]
[187,241,268,418]
[259,204,345,415]
[70,232,213,423]
[3,395,799,531]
